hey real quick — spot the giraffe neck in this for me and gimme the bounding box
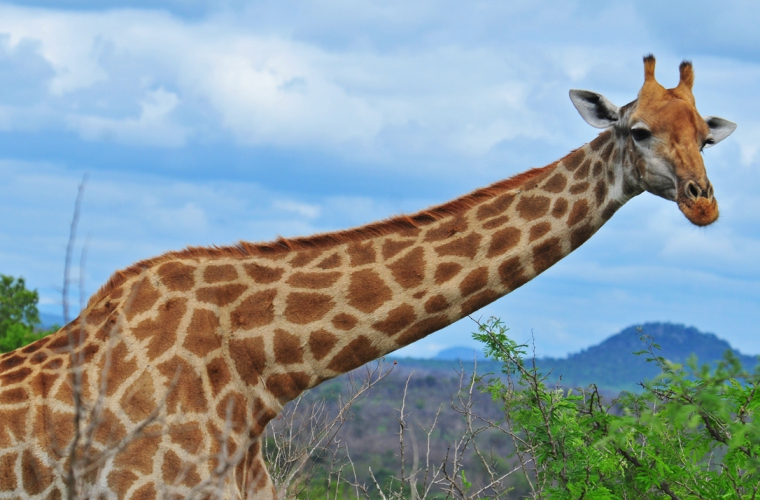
[311,130,630,366]
[79,129,631,407]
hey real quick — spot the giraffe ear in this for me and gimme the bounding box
[702,116,737,147]
[569,90,620,129]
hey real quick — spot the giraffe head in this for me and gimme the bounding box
[569,55,736,226]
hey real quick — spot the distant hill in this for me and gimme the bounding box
[539,323,758,391]
[399,322,758,392]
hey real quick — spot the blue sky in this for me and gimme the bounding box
[1,0,759,358]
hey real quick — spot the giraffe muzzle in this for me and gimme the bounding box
[678,180,719,226]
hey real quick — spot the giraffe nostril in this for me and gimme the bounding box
[706,183,714,200]
[685,181,701,200]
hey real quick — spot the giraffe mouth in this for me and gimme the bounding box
[676,180,719,226]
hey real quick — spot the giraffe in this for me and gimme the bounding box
[0,56,736,499]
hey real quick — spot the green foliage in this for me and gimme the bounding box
[473,317,760,499]
[0,274,58,353]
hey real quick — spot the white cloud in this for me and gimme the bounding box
[67,87,189,146]
[273,200,321,219]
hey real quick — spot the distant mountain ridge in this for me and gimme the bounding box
[429,322,758,392]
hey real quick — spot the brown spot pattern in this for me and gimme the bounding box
[461,289,500,316]
[571,224,595,250]
[125,277,160,321]
[287,271,341,289]
[108,470,138,497]
[487,227,521,258]
[551,198,569,219]
[133,297,187,361]
[216,392,247,434]
[157,261,196,292]
[266,372,311,401]
[542,173,568,193]
[347,269,392,313]
[425,294,449,314]
[567,199,590,227]
[309,330,338,361]
[0,355,23,372]
[204,264,238,283]
[424,215,468,241]
[231,289,277,330]
[22,450,53,495]
[434,232,481,259]
[601,141,615,162]
[482,215,510,229]
[590,130,612,151]
[476,193,516,220]
[327,337,380,373]
[562,148,586,171]
[607,168,616,185]
[516,195,551,221]
[157,357,207,414]
[347,241,376,266]
[99,342,137,397]
[388,247,425,289]
[460,268,489,297]
[285,292,335,324]
[121,371,156,422]
[0,387,26,404]
[532,237,562,274]
[332,313,358,331]
[28,372,57,402]
[396,315,450,345]
[162,449,200,486]
[206,356,231,397]
[316,253,342,269]
[569,182,590,194]
[184,308,223,357]
[132,483,157,500]
[1,367,32,385]
[196,283,247,307]
[289,250,322,268]
[95,408,127,444]
[0,453,17,491]
[573,159,591,179]
[0,409,26,448]
[244,263,285,284]
[229,336,265,386]
[372,305,416,336]
[29,351,47,365]
[499,257,529,291]
[382,239,415,259]
[274,329,304,364]
[529,222,551,241]
[594,179,608,206]
[592,160,603,178]
[434,262,462,284]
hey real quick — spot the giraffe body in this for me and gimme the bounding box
[0,57,735,498]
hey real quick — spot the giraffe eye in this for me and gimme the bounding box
[631,128,652,142]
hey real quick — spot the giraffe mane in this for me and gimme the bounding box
[87,156,566,307]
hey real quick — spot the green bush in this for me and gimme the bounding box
[0,274,58,352]
[473,317,760,499]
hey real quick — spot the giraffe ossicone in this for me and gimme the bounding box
[0,56,736,499]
